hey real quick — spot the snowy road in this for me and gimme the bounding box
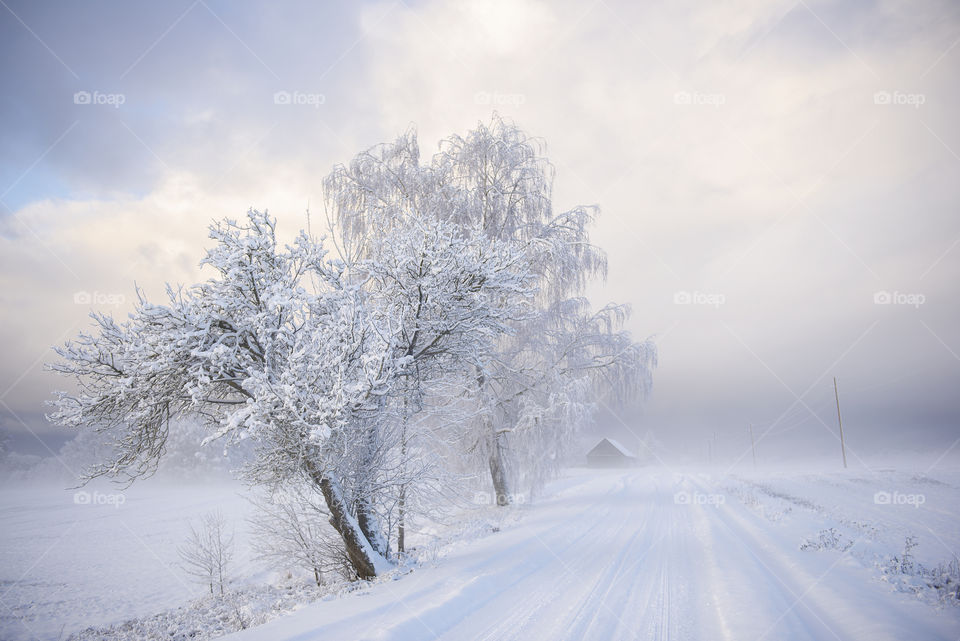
[226,469,960,641]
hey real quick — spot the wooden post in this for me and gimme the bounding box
[834,377,848,469]
[749,424,757,470]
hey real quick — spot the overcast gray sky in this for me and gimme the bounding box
[1,0,958,466]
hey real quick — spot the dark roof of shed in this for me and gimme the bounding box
[586,438,636,458]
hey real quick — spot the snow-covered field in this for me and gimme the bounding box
[3,466,959,641]
[0,480,256,641]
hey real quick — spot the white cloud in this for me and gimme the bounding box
[2,0,958,452]
[355,0,960,445]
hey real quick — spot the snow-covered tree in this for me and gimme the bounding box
[318,116,654,505]
[48,116,655,585]
[432,115,656,500]
[49,209,534,578]
[321,129,535,525]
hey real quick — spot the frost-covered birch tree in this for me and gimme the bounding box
[433,115,656,501]
[313,115,655,505]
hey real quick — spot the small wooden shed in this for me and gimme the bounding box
[586,438,638,468]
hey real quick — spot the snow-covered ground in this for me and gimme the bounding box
[223,467,960,641]
[2,467,959,640]
[0,479,256,641]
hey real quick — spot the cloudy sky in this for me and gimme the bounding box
[1,0,958,467]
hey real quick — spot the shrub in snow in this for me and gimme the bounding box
[71,581,328,641]
[178,510,234,596]
[888,535,920,575]
[876,536,960,605]
[926,557,960,602]
[799,527,854,552]
[249,487,354,585]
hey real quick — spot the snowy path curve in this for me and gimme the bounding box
[226,470,960,641]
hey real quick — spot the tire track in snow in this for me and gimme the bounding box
[467,500,632,641]
[448,471,659,641]
[537,473,674,641]
[656,551,670,641]
[465,473,654,641]
[564,507,660,639]
[363,473,641,641]
[627,479,678,641]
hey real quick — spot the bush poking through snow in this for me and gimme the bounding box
[880,536,960,605]
[800,528,854,552]
[887,535,919,576]
[249,488,355,586]
[926,557,960,602]
[70,581,327,641]
[178,510,234,596]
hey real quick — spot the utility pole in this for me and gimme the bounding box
[749,424,757,470]
[834,377,848,469]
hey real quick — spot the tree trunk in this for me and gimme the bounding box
[312,471,386,580]
[398,402,408,554]
[356,497,388,558]
[488,428,511,506]
[477,371,511,506]
[397,484,406,554]
[353,419,389,559]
